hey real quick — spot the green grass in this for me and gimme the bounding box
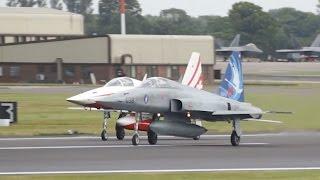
[0,84,319,136]
[1,171,320,180]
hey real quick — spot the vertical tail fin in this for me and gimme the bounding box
[219,51,244,102]
[229,34,241,47]
[181,52,203,90]
[310,34,320,47]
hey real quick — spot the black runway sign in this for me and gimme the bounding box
[0,102,17,123]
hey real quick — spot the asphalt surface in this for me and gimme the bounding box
[0,132,319,174]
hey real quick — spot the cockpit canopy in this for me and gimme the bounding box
[104,77,135,87]
[140,77,178,88]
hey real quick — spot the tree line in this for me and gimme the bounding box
[6,0,320,57]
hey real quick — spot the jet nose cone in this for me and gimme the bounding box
[66,95,93,106]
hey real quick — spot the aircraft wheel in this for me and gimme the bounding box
[132,134,140,146]
[147,130,158,145]
[101,129,108,141]
[231,131,240,146]
[193,136,200,140]
[115,124,125,140]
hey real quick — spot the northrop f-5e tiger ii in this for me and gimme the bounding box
[91,51,285,146]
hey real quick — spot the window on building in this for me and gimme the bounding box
[10,66,20,77]
[166,66,172,78]
[0,66,3,76]
[64,66,75,77]
[50,65,57,73]
[171,66,180,80]
[146,66,158,77]
[38,65,45,73]
[81,66,91,79]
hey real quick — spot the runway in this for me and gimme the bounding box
[0,132,319,175]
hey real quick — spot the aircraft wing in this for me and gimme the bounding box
[173,98,263,117]
[67,107,128,113]
[276,48,320,53]
[211,110,264,115]
[276,49,304,53]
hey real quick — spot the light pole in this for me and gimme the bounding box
[119,0,126,35]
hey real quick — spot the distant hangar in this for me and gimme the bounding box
[0,8,215,84]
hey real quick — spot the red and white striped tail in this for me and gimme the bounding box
[181,52,203,90]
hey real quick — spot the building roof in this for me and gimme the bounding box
[0,7,84,36]
[0,7,74,15]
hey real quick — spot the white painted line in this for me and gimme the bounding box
[0,133,290,141]
[1,167,320,175]
[0,145,171,150]
[0,136,99,141]
[240,143,269,145]
[0,142,268,150]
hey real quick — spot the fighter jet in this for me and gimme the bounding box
[67,52,204,143]
[92,51,283,146]
[276,34,320,54]
[216,34,263,57]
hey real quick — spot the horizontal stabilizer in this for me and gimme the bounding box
[212,111,263,115]
[265,111,293,114]
[243,119,283,124]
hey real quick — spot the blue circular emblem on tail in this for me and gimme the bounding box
[144,95,149,104]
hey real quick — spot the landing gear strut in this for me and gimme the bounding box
[101,111,110,141]
[132,112,141,146]
[230,119,241,146]
[115,112,126,140]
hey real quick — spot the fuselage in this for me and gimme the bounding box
[92,77,263,121]
[67,77,141,109]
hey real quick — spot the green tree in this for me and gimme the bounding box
[63,0,93,15]
[151,8,204,35]
[50,0,63,10]
[98,0,143,34]
[229,2,280,56]
[270,8,320,47]
[6,0,46,7]
[318,0,320,14]
[199,16,234,41]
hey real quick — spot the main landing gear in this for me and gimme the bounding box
[230,119,241,146]
[101,111,110,141]
[115,112,127,140]
[132,112,141,146]
[131,113,159,146]
[147,129,157,145]
[101,111,127,141]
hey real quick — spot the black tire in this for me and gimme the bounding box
[193,136,200,140]
[132,134,140,146]
[231,131,240,146]
[147,130,158,145]
[115,124,125,140]
[101,129,108,141]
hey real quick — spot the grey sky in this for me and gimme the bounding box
[139,0,319,16]
[0,0,318,16]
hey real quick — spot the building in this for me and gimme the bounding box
[0,7,83,45]
[0,8,215,84]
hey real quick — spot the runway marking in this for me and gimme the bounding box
[0,133,295,141]
[0,142,269,150]
[240,143,269,145]
[0,167,320,175]
[0,145,171,150]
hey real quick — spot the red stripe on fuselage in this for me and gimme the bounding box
[124,119,152,131]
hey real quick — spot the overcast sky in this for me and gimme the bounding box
[138,0,319,16]
[0,0,318,16]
